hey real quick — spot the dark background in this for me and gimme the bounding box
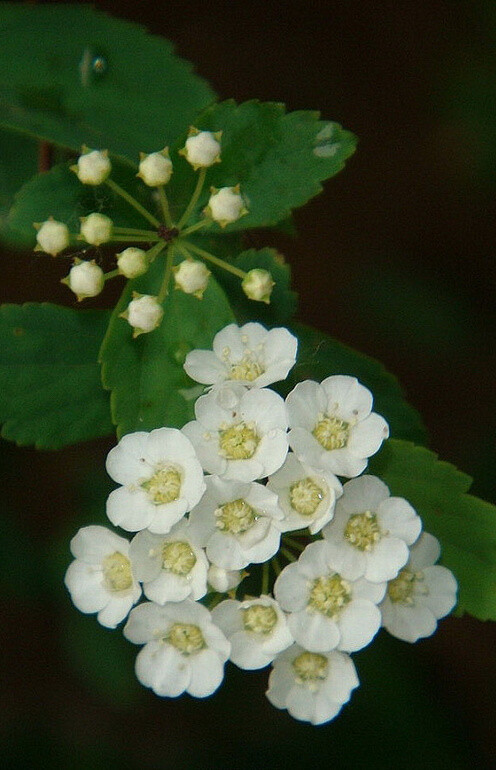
[2,1,496,767]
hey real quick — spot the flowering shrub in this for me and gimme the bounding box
[0,2,494,732]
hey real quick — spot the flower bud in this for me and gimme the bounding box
[79,213,113,245]
[205,186,247,227]
[173,259,210,298]
[121,294,164,337]
[34,218,69,256]
[62,260,104,301]
[117,247,148,279]
[71,148,111,185]
[242,268,275,304]
[207,565,243,593]
[181,128,222,170]
[137,149,173,186]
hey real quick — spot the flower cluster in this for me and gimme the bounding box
[33,138,274,334]
[64,322,457,725]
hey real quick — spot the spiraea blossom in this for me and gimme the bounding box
[64,525,141,628]
[106,428,205,534]
[323,475,422,582]
[380,532,457,642]
[123,600,230,698]
[183,322,298,389]
[267,452,342,534]
[129,520,209,604]
[61,317,458,726]
[286,375,389,477]
[274,540,384,652]
[188,475,284,569]
[182,383,289,482]
[267,644,359,725]
[212,595,293,670]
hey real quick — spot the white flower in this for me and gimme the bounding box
[121,294,163,336]
[64,525,141,628]
[137,149,173,186]
[117,247,148,279]
[129,520,209,604]
[286,376,389,478]
[106,428,206,534]
[62,259,104,301]
[72,148,111,185]
[212,596,293,670]
[79,212,113,245]
[267,453,342,534]
[266,644,359,725]
[274,540,384,653]
[188,475,283,570]
[241,269,275,304]
[182,129,222,169]
[182,384,289,481]
[34,218,69,256]
[207,565,243,593]
[183,322,298,389]
[123,599,230,698]
[323,475,422,583]
[380,532,457,642]
[205,186,247,227]
[173,259,210,298]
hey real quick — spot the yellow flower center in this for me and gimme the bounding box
[344,510,381,551]
[290,477,325,516]
[387,569,418,605]
[215,499,258,534]
[230,354,264,382]
[292,652,328,684]
[167,623,205,655]
[312,415,350,451]
[218,422,259,460]
[242,604,278,635]
[141,467,182,505]
[102,551,133,592]
[162,541,197,576]
[308,574,352,618]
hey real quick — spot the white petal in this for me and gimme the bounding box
[64,561,108,612]
[347,412,389,457]
[129,530,162,582]
[70,525,129,563]
[420,566,457,617]
[187,649,225,697]
[312,693,344,725]
[230,632,273,670]
[240,388,288,432]
[408,532,441,570]
[136,642,190,696]
[213,323,245,361]
[320,375,373,421]
[206,531,247,570]
[286,380,326,430]
[323,650,360,702]
[97,594,135,628]
[106,432,150,483]
[337,599,381,652]
[274,563,309,611]
[184,350,227,385]
[378,497,422,545]
[106,486,154,532]
[288,611,340,652]
[286,687,319,724]
[352,577,386,603]
[144,572,191,604]
[364,537,409,582]
[382,600,437,643]
[338,476,390,514]
[124,601,170,644]
[211,600,244,637]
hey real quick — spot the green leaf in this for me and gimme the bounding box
[7,161,158,249]
[99,257,235,437]
[283,322,428,445]
[0,128,39,243]
[204,245,298,324]
[168,100,356,230]
[0,4,215,161]
[0,303,113,449]
[370,438,496,621]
